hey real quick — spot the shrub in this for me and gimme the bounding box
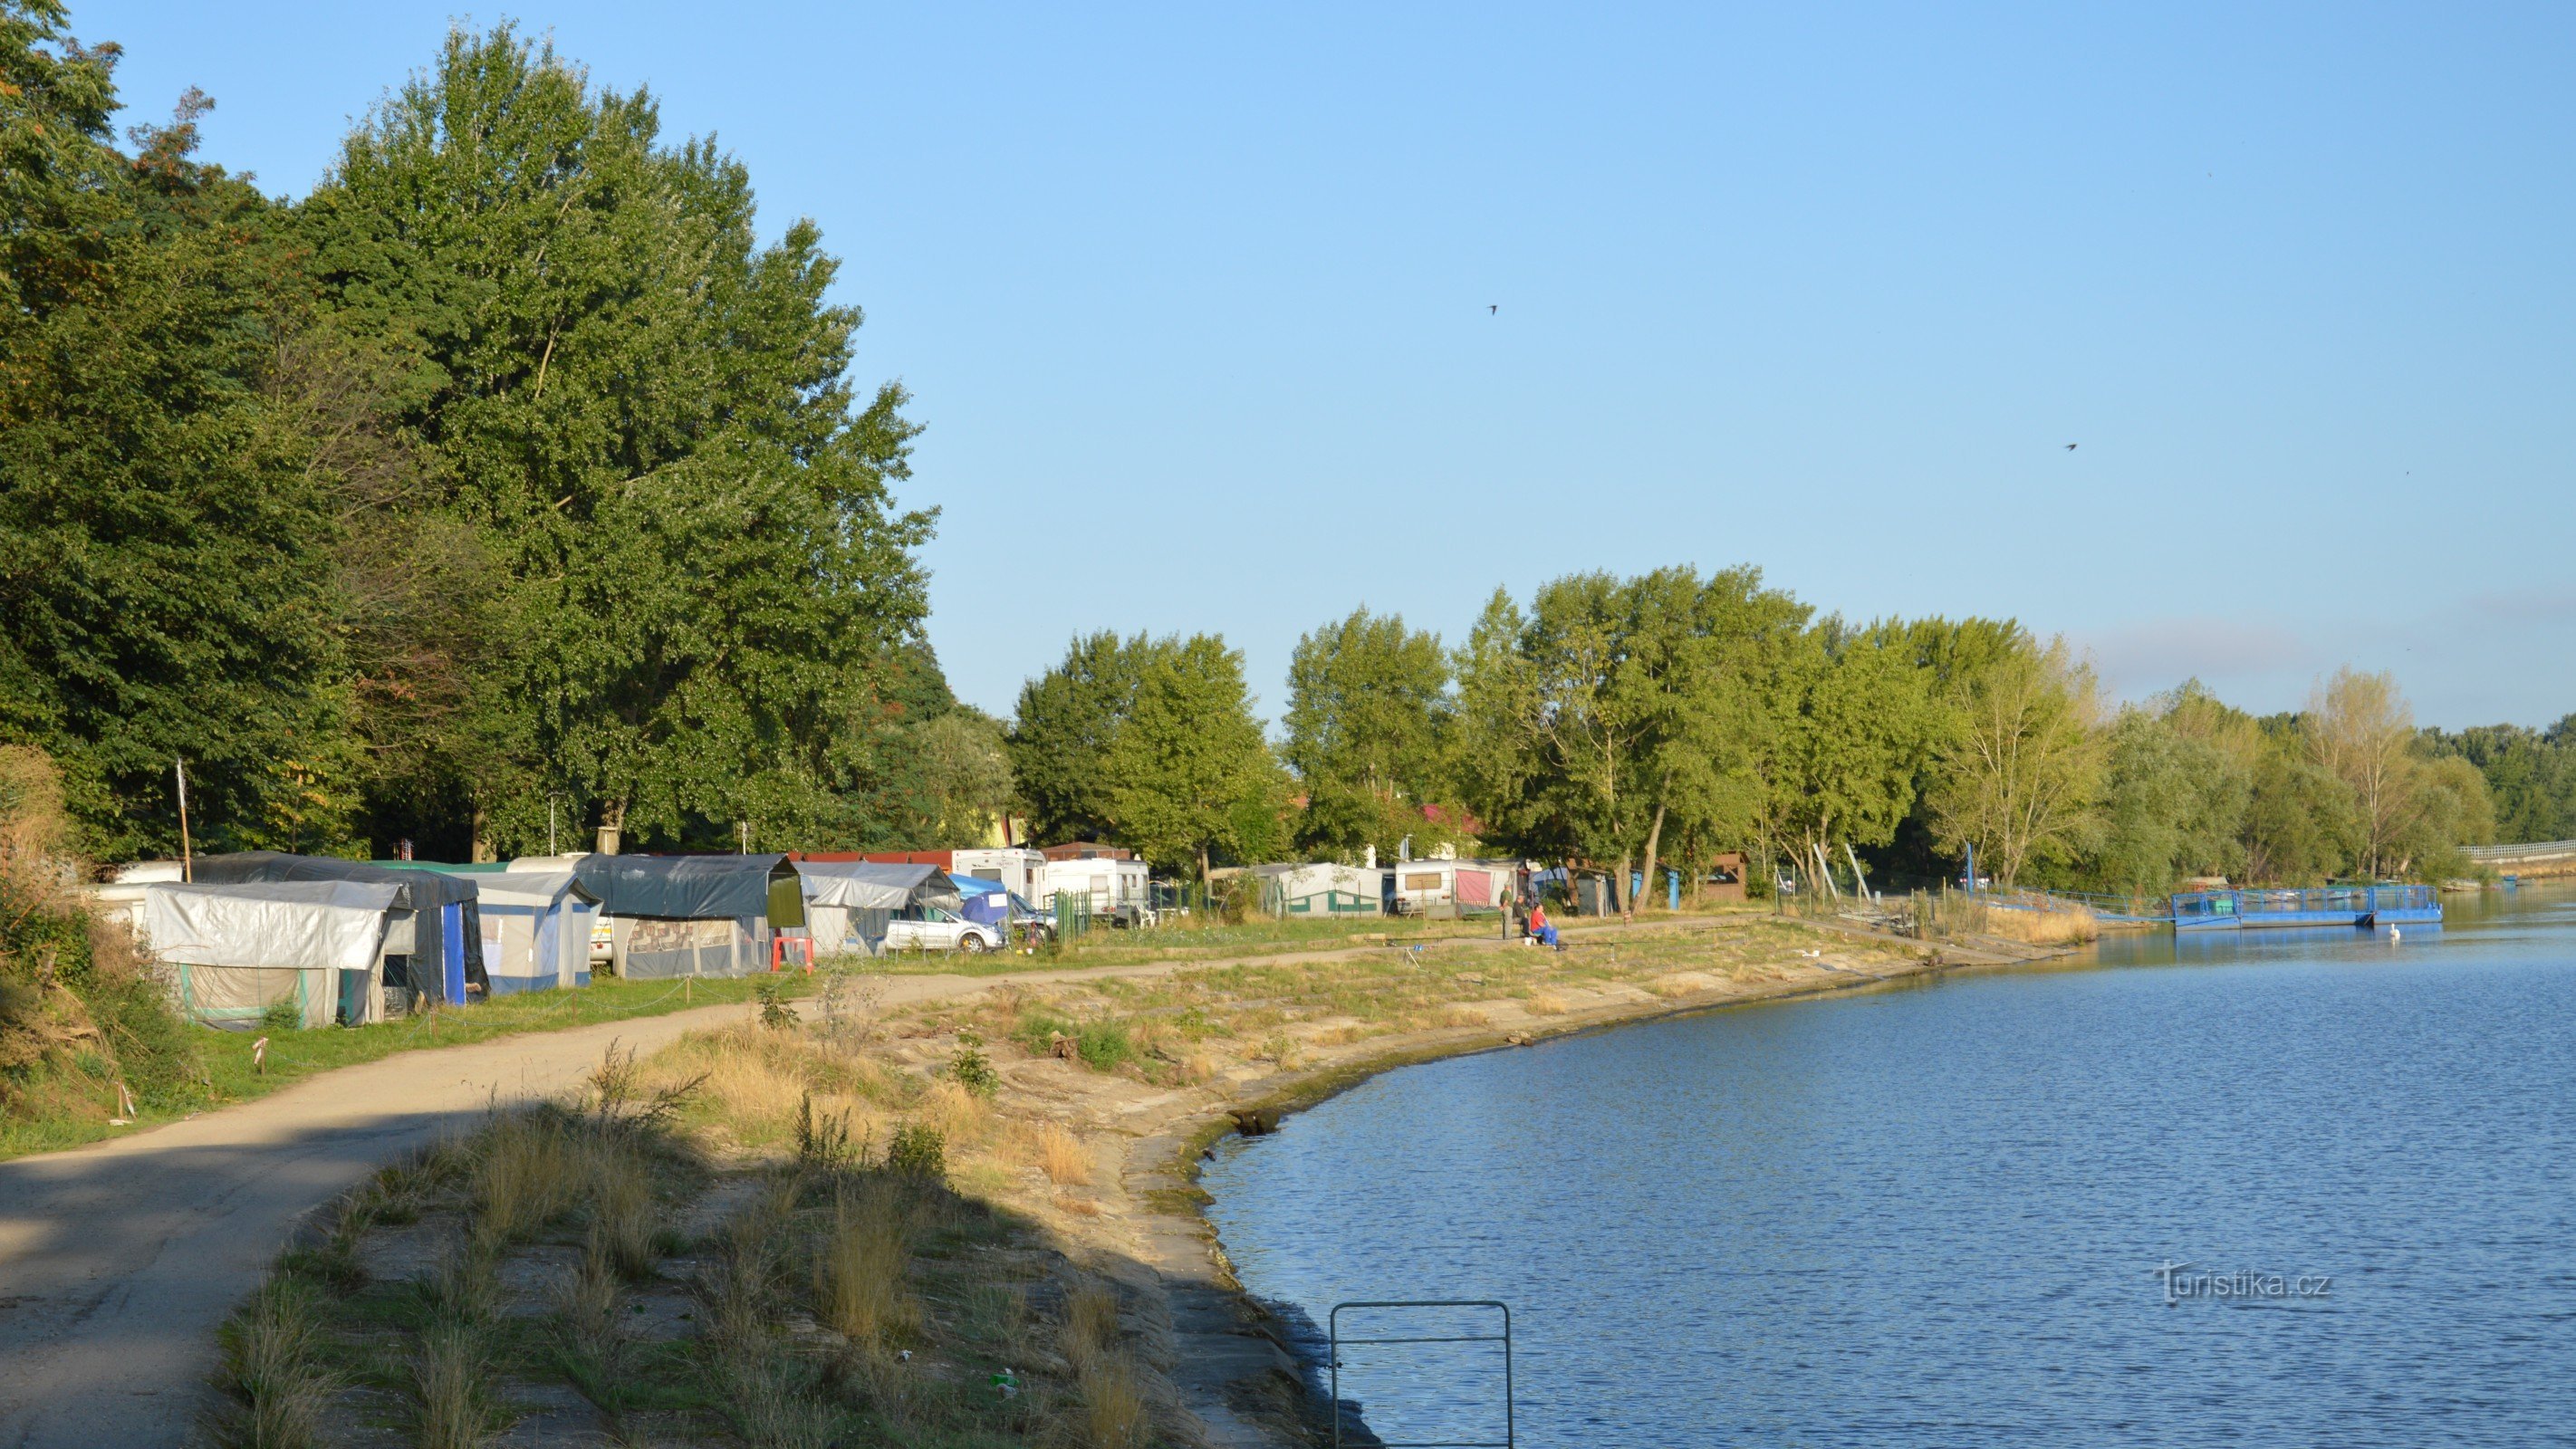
[1072,1020,1133,1072]
[755,979,795,1031]
[949,1030,998,1099]
[885,1123,945,1181]
[1011,1011,1076,1057]
[260,1001,302,1032]
[794,1092,859,1171]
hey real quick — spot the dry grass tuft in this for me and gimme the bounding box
[1179,1051,1220,1083]
[918,1080,990,1146]
[575,1135,660,1278]
[1062,1281,1120,1374]
[1077,1356,1148,1449]
[1037,1125,1092,1186]
[1523,991,1570,1016]
[813,1176,920,1349]
[473,1111,576,1246]
[1055,1193,1103,1217]
[1648,972,1716,998]
[209,1280,337,1449]
[411,1320,501,1449]
[1437,1005,1490,1028]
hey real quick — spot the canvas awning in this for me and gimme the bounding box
[190,852,485,1008]
[142,880,400,973]
[794,860,960,912]
[574,853,794,921]
[466,868,599,910]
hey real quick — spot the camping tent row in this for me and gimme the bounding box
[1250,859,1524,917]
[118,852,986,1030]
[118,853,603,1029]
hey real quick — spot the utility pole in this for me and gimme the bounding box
[175,758,194,882]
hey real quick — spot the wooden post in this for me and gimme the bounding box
[175,758,194,882]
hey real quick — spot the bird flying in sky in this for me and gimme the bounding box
[2064,443,2078,451]
[1489,304,1498,314]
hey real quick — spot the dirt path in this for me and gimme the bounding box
[0,953,1212,1449]
[0,914,1790,1448]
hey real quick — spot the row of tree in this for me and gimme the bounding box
[1011,568,2530,897]
[2,6,1012,861]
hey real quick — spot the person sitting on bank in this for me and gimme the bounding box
[1527,902,1559,949]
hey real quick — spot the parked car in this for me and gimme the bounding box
[885,907,1004,955]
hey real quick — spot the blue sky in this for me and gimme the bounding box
[84,2,2576,729]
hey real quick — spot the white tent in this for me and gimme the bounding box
[462,869,599,994]
[794,862,959,957]
[142,879,400,1029]
[1255,862,1385,917]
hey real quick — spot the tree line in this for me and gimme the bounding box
[6,5,2562,890]
[1012,570,2543,898]
[2,5,1012,862]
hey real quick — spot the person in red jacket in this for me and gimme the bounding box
[1527,901,1559,949]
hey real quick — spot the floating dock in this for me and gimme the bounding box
[2168,885,2441,931]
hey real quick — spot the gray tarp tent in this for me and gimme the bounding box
[142,879,401,1028]
[192,852,485,1011]
[452,868,599,994]
[573,854,804,979]
[793,861,962,957]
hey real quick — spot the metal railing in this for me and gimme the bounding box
[2462,840,2576,863]
[1331,1300,1514,1449]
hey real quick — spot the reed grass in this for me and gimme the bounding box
[209,1280,337,1449]
[813,1176,920,1349]
[471,1111,576,1246]
[411,1319,502,1449]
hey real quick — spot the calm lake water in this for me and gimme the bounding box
[1202,885,2576,1447]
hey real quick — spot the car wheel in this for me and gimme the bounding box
[958,934,988,954]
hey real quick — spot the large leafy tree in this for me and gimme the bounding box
[298,26,933,854]
[1283,608,1456,858]
[1456,567,1801,910]
[1008,631,1172,846]
[2427,718,2576,844]
[1099,637,1285,883]
[1923,631,2101,888]
[0,5,357,857]
[1757,624,1936,888]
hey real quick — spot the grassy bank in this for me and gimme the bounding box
[220,915,1934,1446]
[869,913,1522,977]
[0,972,827,1162]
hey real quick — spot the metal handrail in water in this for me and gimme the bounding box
[1330,1300,1514,1449]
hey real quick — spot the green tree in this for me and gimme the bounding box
[1283,609,1455,858]
[1758,625,1936,889]
[0,9,360,857]
[1923,633,2102,888]
[1456,568,1801,911]
[910,708,1014,849]
[298,25,933,855]
[2086,703,2250,895]
[1100,637,1286,884]
[2241,727,2359,885]
[2425,718,2576,844]
[1008,631,1171,846]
